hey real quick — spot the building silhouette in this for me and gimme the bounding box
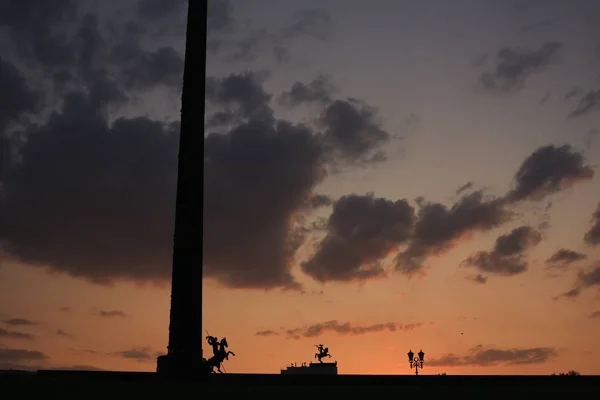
[281,361,338,375]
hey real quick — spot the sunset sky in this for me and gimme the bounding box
[1,0,600,375]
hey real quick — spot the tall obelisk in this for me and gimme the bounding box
[157,0,207,377]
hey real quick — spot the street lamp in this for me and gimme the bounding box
[407,349,425,375]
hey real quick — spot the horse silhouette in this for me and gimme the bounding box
[315,344,332,363]
[206,337,235,373]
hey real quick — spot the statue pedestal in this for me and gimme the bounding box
[156,353,210,379]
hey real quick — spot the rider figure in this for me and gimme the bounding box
[315,344,331,362]
[206,335,219,357]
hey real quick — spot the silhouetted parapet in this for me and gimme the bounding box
[281,361,338,375]
[157,354,210,378]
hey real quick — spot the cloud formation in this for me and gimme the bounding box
[0,328,35,340]
[279,320,424,339]
[302,194,415,283]
[0,345,47,370]
[0,0,184,285]
[278,75,336,107]
[584,203,600,246]
[203,76,392,290]
[546,249,587,270]
[569,89,600,118]
[98,310,127,318]
[255,330,279,337]
[506,145,594,203]
[479,42,562,93]
[319,99,390,165]
[428,345,558,366]
[396,191,512,275]
[462,226,542,276]
[205,71,273,128]
[2,318,36,327]
[557,264,600,299]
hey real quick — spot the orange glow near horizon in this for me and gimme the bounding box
[1,246,599,375]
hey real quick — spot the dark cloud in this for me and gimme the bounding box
[302,194,415,283]
[428,345,558,366]
[2,56,392,291]
[0,328,35,340]
[205,71,273,128]
[308,194,334,209]
[506,145,594,203]
[569,89,600,118]
[0,56,41,132]
[0,1,191,286]
[0,3,392,291]
[456,181,474,195]
[110,347,161,362]
[0,93,179,285]
[0,1,184,98]
[590,311,600,318]
[255,330,279,337]
[0,346,47,370]
[478,41,562,93]
[115,45,184,93]
[396,191,513,275]
[0,132,10,182]
[319,99,390,165]
[584,204,600,246]
[554,287,581,301]
[59,307,71,313]
[462,226,542,276]
[278,75,336,107]
[98,310,127,318]
[204,76,394,290]
[557,264,600,300]
[0,0,76,69]
[546,249,587,269]
[577,265,600,289]
[283,320,423,340]
[204,118,323,290]
[2,318,36,326]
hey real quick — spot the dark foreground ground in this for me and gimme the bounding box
[2,370,599,397]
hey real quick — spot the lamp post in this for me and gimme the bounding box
[407,349,425,375]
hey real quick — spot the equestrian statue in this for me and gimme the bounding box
[315,344,332,363]
[205,332,236,373]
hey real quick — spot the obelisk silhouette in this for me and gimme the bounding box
[157,0,207,377]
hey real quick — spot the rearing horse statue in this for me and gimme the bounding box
[315,344,332,363]
[206,336,235,373]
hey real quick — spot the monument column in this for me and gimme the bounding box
[157,0,207,377]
